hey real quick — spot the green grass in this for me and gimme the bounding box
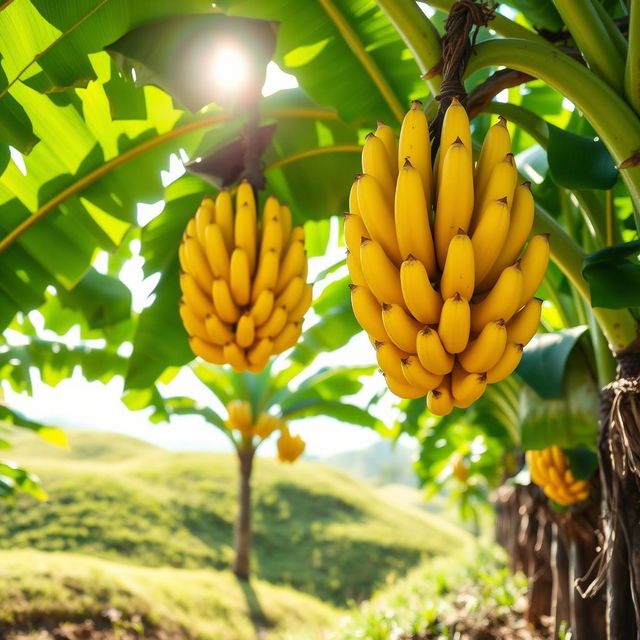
[1,430,470,605]
[0,549,336,640]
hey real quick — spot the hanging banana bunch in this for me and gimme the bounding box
[178,181,312,373]
[527,446,590,506]
[346,99,549,416]
[224,400,305,462]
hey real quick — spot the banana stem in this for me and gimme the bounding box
[532,205,639,352]
[591,0,629,60]
[424,0,549,44]
[551,0,626,92]
[588,308,618,386]
[467,39,640,228]
[606,189,615,245]
[626,0,640,113]
[376,0,442,97]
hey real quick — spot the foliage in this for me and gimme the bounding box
[1,430,470,605]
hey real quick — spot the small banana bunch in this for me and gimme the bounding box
[527,446,590,506]
[277,426,305,463]
[179,181,312,373]
[346,99,549,415]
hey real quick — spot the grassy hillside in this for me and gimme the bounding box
[0,549,336,640]
[1,430,470,605]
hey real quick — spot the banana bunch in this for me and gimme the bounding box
[225,400,293,443]
[527,446,590,506]
[179,181,312,373]
[346,99,549,415]
[277,426,305,463]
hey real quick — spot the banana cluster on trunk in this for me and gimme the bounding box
[347,100,549,415]
[527,446,589,506]
[178,182,312,373]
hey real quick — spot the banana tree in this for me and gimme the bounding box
[163,358,380,579]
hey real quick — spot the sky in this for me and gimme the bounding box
[4,60,411,459]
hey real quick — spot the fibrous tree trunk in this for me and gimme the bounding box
[597,344,640,640]
[232,446,254,580]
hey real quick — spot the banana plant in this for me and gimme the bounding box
[162,357,380,579]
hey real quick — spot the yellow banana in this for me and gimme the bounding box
[434,139,474,268]
[347,249,367,286]
[527,452,543,486]
[226,400,252,431]
[440,232,475,301]
[253,413,281,439]
[362,132,396,204]
[384,372,427,399]
[470,263,523,334]
[236,313,255,348]
[397,100,432,205]
[375,341,409,380]
[184,236,214,293]
[376,120,398,176]
[249,289,274,326]
[247,337,273,367]
[180,273,214,317]
[381,303,423,353]
[223,341,247,372]
[275,276,305,312]
[475,116,511,204]
[394,159,437,275]
[344,212,368,255]
[288,283,313,322]
[350,284,387,342]
[204,224,231,281]
[478,182,534,291]
[260,201,283,259]
[204,312,234,345]
[416,327,454,375]
[472,154,517,231]
[451,365,487,408]
[215,191,234,252]
[255,306,288,339]
[458,320,507,373]
[438,293,470,354]
[179,303,209,341]
[185,218,196,239]
[348,180,360,215]
[549,446,567,474]
[229,248,251,306]
[356,174,403,265]
[437,97,472,192]
[272,322,302,353]
[401,356,443,391]
[400,256,442,324]
[360,238,406,307]
[212,278,241,323]
[519,234,550,306]
[280,204,293,248]
[470,198,510,284]
[276,240,305,294]
[195,198,214,244]
[252,249,279,303]
[235,201,257,275]
[564,468,576,485]
[427,377,454,416]
[189,336,224,364]
[486,342,523,383]
[507,297,542,345]
[178,241,189,272]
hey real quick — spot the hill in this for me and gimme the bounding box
[1,430,470,605]
[317,440,419,486]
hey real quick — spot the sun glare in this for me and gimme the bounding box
[211,45,250,92]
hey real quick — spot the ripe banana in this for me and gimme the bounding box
[275,276,305,312]
[236,313,255,348]
[362,133,396,204]
[280,204,293,248]
[183,236,214,293]
[440,232,475,301]
[344,212,368,256]
[394,159,437,275]
[179,303,209,341]
[375,121,398,177]
[276,240,305,293]
[486,342,523,383]
[427,379,454,416]
[473,154,517,230]
[458,320,507,373]
[400,356,443,391]
[360,238,406,307]
[350,284,387,342]
[375,341,410,380]
[180,273,214,317]
[434,139,474,268]
[475,116,511,204]
[451,365,487,408]
[416,327,454,375]
[506,298,542,344]
[272,322,302,353]
[382,303,423,353]
[470,263,523,334]
[400,256,442,324]
[255,306,288,339]
[190,337,225,364]
[215,190,234,251]
[205,312,234,345]
[230,248,251,306]
[260,203,283,258]
[224,341,247,372]
[437,97,472,193]
[356,174,402,264]
[348,180,360,215]
[470,198,509,284]
[204,224,231,281]
[519,234,550,306]
[438,293,470,354]
[250,289,274,326]
[248,337,273,367]
[235,201,257,275]
[347,250,367,286]
[397,100,432,204]
[212,277,241,323]
[252,249,279,303]
[195,198,214,244]
[384,372,427,399]
[288,283,313,322]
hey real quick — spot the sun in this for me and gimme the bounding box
[211,44,250,93]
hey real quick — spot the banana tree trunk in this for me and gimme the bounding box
[598,343,640,639]
[232,446,254,580]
